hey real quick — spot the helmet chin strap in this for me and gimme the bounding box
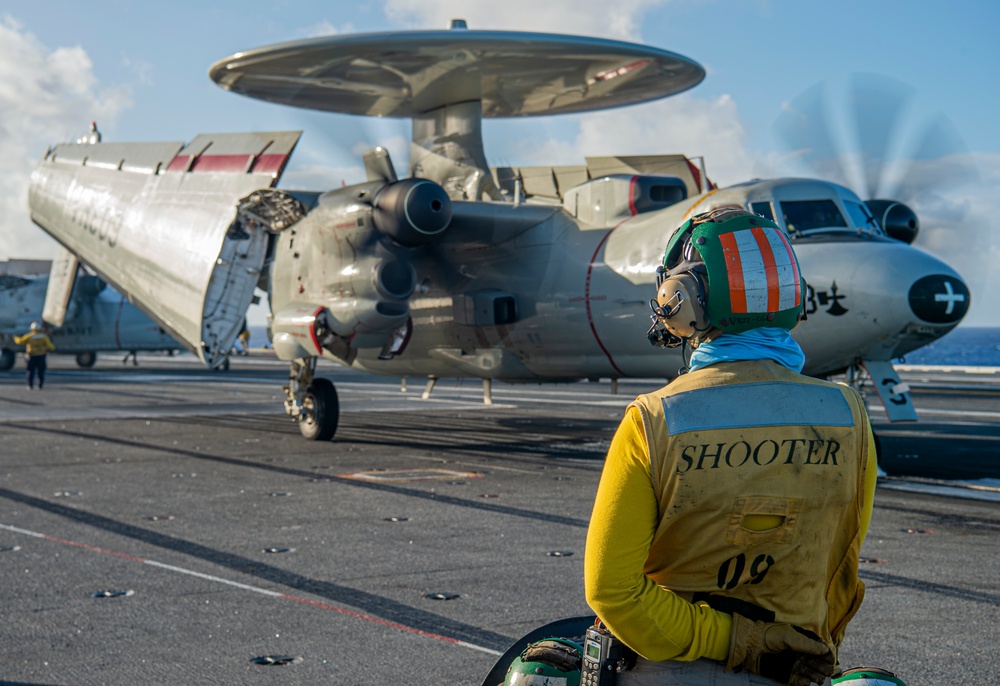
[677,338,693,375]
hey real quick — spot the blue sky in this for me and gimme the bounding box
[1,0,997,325]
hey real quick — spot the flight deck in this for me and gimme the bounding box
[0,355,996,684]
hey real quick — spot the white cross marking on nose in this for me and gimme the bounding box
[934,281,965,315]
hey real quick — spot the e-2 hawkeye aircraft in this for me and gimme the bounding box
[0,264,182,371]
[26,24,969,440]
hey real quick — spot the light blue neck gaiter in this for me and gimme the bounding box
[687,328,806,373]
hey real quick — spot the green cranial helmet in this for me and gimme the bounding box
[650,205,805,348]
[832,667,908,686]
[503,638,582,686]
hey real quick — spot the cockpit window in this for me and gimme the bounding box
[750,202,774,222]
[780,200,848,234]
[844,200,880,234]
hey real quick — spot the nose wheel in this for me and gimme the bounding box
[284,358,340,441]
[299,378,340,441]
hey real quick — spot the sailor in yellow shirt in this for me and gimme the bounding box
[238,327,251,356]
[14,321,56,390]
[585,207,877,686]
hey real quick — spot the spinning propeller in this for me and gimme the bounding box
[774,73,979,245]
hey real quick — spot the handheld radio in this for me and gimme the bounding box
[580,622,632,686]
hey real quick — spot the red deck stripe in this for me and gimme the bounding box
[41,532,147,563]
[0,523,493,654]
[281,595,462,645]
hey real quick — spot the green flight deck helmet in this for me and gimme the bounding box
[649,205,806,349]
[832,667,908,685]
[503,638,582,686]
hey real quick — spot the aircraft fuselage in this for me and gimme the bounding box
[0,274,181,357]
[268,176,967,382]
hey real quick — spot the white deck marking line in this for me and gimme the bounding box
[0,522,502,657]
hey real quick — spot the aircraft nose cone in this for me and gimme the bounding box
[908,274,971,324]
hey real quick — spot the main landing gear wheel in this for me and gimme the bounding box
[76,351,97,368]
[298,378,340,441]
[0,348,14,371]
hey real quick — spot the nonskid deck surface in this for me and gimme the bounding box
[0,355,996,684]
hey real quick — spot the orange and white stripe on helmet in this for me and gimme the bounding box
[718,226,801,314]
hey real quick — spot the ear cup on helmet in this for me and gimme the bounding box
[656,272,709,341]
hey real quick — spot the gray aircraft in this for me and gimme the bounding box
[0,267,182,370]
[26,24,969,440]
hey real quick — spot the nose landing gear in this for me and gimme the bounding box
[284,358,340,441]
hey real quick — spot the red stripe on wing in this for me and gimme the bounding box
[249,153,291,175]
[164,155,191,173]
[190,154,253,173]
[164,153,291,175]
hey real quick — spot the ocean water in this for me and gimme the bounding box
[899,327,1000,367]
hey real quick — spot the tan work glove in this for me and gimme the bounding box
[725,613,837,686]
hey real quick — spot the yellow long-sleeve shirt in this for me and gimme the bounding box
[13,331,56,356]
[585,403,878,663]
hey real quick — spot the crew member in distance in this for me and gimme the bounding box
[15,321,56,390]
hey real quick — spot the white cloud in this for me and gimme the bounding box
[383,0,667,40]
[280,162,367,190]
[121,55,154,86]
[0,16,131,261]
[910,152,1000,326]
[297,19,357,38]
[505,93,754,187]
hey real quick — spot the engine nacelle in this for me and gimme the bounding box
[270,302,396,362]
[270,305,329,361]
[269,177,450,357]
[866,199,919,244]
[372,178,452,246]
[325,254,415,336]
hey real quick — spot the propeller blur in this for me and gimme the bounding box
[26,24,970,439]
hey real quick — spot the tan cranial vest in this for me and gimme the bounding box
[630,359,869,646]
